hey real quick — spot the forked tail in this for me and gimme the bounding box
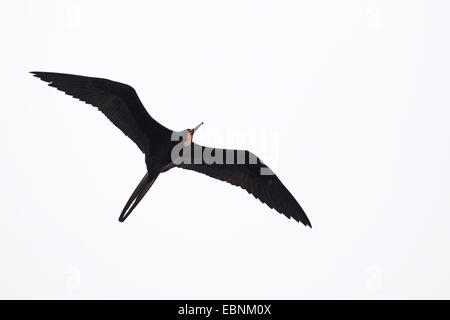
[118,171,159,222]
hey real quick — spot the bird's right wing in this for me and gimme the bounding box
[31,72,172,154]
[177,143,311,227]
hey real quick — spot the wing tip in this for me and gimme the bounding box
[30,71,50,82]
[293,210,312,228]
[302,215,312,228]
[296,216,312,228]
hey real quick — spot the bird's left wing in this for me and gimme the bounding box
[31,72,171,154]
[177,143,311,227]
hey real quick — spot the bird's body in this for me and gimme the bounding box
[32,72,311,227]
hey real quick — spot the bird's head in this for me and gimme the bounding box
[183,122,203,147]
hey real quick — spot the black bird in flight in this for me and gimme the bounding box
[31,72,311,227]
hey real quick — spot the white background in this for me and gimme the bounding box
[1,0,450,299]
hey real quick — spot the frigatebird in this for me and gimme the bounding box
[31,72,311,227]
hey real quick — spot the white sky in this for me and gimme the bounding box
[1,0,450,299]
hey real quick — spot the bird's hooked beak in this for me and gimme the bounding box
[185,122,203,147]
[191,122,204,134]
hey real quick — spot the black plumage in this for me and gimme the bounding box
[32,71,311,227]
